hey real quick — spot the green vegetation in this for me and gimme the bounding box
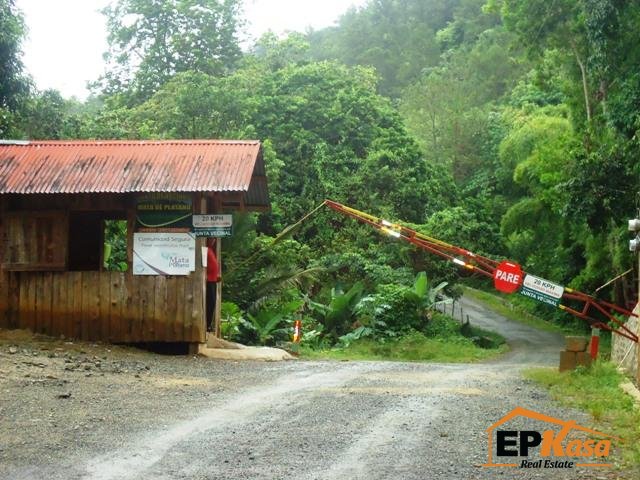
[99,0,243,103]
[525,362,640,469]
[103,220,128,272]
[1,0,638,349]
[301,314,507,363]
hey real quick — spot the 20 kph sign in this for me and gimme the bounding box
[493,261,523,294]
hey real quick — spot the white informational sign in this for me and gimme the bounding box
[520,274,565,307]
[193,214,233,237]
[193,214,232,228]
[133,233,196,276]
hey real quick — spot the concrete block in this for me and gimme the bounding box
[565,336,588,352]
[206,334,245,349]
[199,346,295,361]
[576,351,592,367]
[559,351,577,372]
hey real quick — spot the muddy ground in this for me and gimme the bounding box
[0,298,636,480]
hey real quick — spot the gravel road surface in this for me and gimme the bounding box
[1,297,634,480]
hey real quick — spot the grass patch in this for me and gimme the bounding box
[300,314,508,363]
[524,362,640,470]
[463,286,578,334]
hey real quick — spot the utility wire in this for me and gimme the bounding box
[595,268,633,293]
[226,201,326,274]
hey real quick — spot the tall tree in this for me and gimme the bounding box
[0,0,28,108]
[21,89,83,140]
[123,57,457,228]
[401,26,525,182]
[308,0,460,97]
[97,0,243,104]
[491,0,629,125]
[0,0,29,137]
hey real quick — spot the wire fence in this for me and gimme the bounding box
[434,299,470,325]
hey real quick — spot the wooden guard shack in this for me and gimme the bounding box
[0,140,269,347]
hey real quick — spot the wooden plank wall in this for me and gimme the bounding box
[2,212,68,270]
[0,268,8,327]
[0,271,205,343]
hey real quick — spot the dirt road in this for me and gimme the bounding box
[0,298,632,479]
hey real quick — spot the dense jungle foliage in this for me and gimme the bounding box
[2,0,639,347]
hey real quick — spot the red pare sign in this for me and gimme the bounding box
[493,261,523,294]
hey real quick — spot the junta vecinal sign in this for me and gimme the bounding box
[519,274,564,307]
[193,214,233,237]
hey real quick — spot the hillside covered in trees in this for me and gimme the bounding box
[1,0,639,344]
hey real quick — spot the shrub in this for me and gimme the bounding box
[238,299,303,346]
[309,282,365,339]
[220,302,244,341]
[352,273,451,337]
[423,312,462,339]
[365,283,423,333]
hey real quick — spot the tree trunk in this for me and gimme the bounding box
[599,80,608,117]
[572,44,592,123]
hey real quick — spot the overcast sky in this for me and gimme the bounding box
[15,0,367,100]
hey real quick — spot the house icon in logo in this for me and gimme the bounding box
[483,406,620,469]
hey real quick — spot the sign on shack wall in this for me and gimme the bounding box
[193,214,233,237]
[133,232,196,275]
[136,194,192,230]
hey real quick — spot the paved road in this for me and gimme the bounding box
[1,298,627,480]
[458,295,565,365]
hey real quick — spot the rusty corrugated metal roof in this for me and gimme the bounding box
[0,140,268,207]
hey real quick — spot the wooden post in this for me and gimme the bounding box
[125,202,136,343]
[126,204,135,270]
[197,193,207,341]
[214,194,223,338]
[0,207,7,328]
